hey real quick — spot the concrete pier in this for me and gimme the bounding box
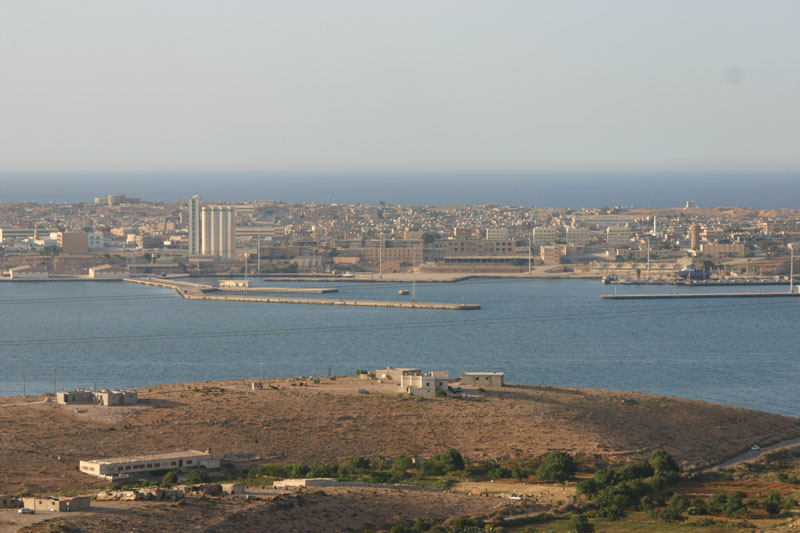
[214,286,338,294]
[603,292,800,300]
[124,278,480,310]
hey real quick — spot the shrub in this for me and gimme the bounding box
[253,464,289,478]
[309,462,338,478]
[536,451,576,482]
[764,491,783,516]
[435,388,448,398]
[486,462,512,479]
[649,449,680,475]
[619,459,654,481]
[161,471,178,487]
[288,462,310,478]
[512,465,529,480]
[186,469,209,484]
[341,456,371,474]
[421,449,465,475]
[669,493,690,511]
[593,467,618,489]
[655,505,685,523]
[567,513,595,532]
[392,455,413,474]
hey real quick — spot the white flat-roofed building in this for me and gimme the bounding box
[485,227,509,240]
[566,227,591,245]
[6,265,49,279]
[460,372,504,388]
[399,371,452,397]
[533,227,559,245]
[89,264,129,279]
[219,279,251,288]
[88,232,104,249]
[606,226,632,246]
[80,450,220,481]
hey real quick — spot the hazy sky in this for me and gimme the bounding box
[2,1,800,173]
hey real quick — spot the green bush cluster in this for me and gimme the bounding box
[577,449,680,520]
[707,490,747,518]
[419,449,465,476]
[536,451,577,482]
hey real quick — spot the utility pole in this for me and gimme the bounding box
[260,362,263,380]
[257,231,261,274]
[790,243,795,293]
[528,235,532,273]
[53,370,57,396]
[23,375,26,397]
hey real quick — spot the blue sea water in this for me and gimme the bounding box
[1,171,800,208]
[0,278,798,416]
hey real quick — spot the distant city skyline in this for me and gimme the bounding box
[1,1,800,175]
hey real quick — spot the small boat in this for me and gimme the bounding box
[602,274,618,284]
[398,289,410,295]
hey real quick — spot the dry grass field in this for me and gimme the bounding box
[1,377,798,496]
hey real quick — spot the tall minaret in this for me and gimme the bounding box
[33,224,39,241]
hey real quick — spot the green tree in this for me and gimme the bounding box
[185,469,209,484]
[422,233,437,246]
[648,449,680,475]
[567,513,595,532]
[392,455,413,474]
[161,470,178,487]
[288,462,310,478]
[536,451,576,482]
[764,491,783,516]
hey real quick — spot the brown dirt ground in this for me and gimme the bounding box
[13,488,511,533]
[1,378,799,495]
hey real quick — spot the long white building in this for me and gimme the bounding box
[201,205,235,258]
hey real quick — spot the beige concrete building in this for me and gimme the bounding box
[0,496,21,509]
[700,242,745,259]
[363,246,423,264]
[565,227,591,245]
[445,239,516,257]
[533,227,559,245]
[222,483,246,495]
[6,265,49,279]
[89,264,129,279]
[606,226,632,246]
[219,279,252,288]
[22,496,90,512]
[399,371,451,397]
[540,245,562,265]
[80,450,219,481]
[57,389,137,406]
[485,227,509,239]
[461,372,504,387]
[57,232,89,254]
[375,367,421,382]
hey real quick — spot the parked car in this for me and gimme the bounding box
[18,508,34,514]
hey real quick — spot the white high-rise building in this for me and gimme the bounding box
[201,206,235,258]
[188,195,202,256]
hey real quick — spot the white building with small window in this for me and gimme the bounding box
[80,450,219,481]
[460,372,505,388]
